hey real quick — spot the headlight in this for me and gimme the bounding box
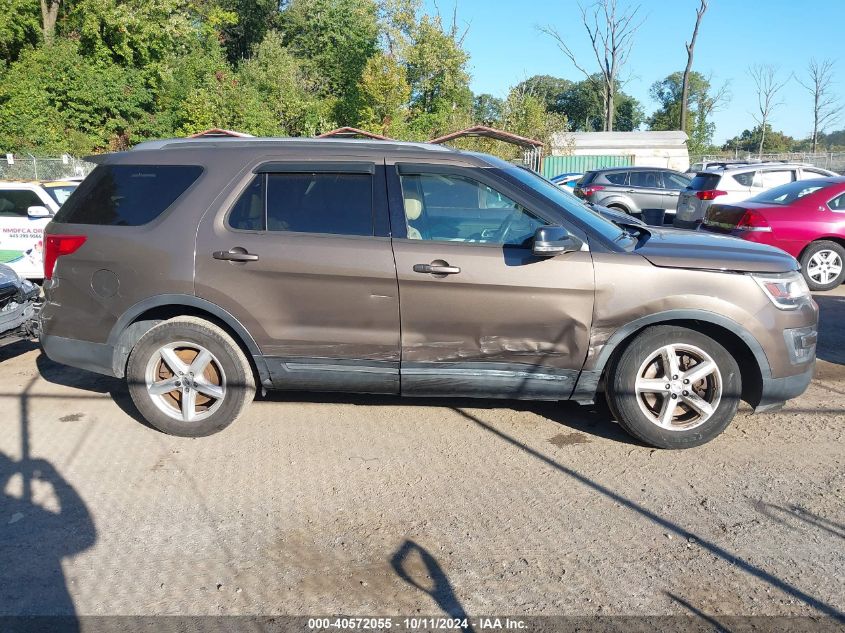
[752,271,811,310]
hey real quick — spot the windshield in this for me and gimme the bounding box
[747,179,828,204]
[501,163,635,247]
[44,184,78,206]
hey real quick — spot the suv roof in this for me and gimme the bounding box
[696,160,821,173]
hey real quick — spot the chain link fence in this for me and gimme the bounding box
[0,155,95,181]
[690,152,845,173]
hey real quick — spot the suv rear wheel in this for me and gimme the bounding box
[126,316,255,437]
[799,241,845,292]
[606,326,741,449]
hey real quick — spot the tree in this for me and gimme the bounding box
[355,52,411,136]
[473,94,504,126]
[796,58,841,153]
[748,64,788,156]
[404,12,472,138]
[557,77,642,131]
[540,0,642,131]
[680,0,707,132]
[648,71,729,153]
[217,0,280,63]
[723,124,795,154]
[514,75,572,113]
[0,0,40,63]
[278,0,379,123]
[40,0,61,44]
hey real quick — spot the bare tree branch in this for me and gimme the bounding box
[680,0,707,131]
[748,64,789,156]
[539,0,642,131]
[796,58,841,152]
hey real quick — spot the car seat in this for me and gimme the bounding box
[404,185,426,240]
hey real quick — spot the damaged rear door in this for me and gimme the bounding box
[387,162,595,399]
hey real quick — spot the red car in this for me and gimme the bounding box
[700,177,845,291]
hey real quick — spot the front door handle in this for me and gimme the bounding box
[213,248,259,262]
[413,262,461,275]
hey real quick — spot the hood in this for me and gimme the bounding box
[634,226,798,274]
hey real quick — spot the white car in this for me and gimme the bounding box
[673,162,837,229]
[0,180,79,279]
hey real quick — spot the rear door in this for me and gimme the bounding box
[387,162,595,400]
[627,170,666,211]
[194,160,401,394]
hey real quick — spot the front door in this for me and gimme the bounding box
[628,170,667,211]
[388,163,595,400]
[194,162,400,394]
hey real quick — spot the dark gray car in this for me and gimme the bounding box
[574,167,692,218]
[38,138,817,449]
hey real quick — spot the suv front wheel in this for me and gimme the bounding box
[126,316,256,437]
[606,326,741,449]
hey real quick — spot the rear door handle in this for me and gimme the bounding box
[413,263,461,275]
[213,248,259,262]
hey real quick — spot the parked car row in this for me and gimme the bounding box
[552,161,844,291]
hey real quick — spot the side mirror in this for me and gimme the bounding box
[532,225,584,257]
[27,205,51,219]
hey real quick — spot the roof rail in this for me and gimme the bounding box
[129,136,454,153]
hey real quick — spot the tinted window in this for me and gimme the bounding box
[689,173,722,190]
[829,193,845,211]
[400,173,545,245]
[53,165,202,225]
[228,176,265,231]
[0,189,42,217]
[579,172,597,185]
[664,172,691,190]
[604,172,628,185]
[748,180,826,204]
[733,172,755,187]
[266,173,372,236]
[629,171,660,188]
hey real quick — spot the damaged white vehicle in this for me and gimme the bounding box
[0,263,40,341]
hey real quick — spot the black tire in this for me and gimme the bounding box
[606,326,741,449]
[799,241,845,292]
[126,316,255,437]
[607,204,633,215]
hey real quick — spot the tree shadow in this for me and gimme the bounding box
[0,377,96,630]
[750,500,845,540]
[452,407,845,623]
[0,338,39,363]
[390,540,474,631]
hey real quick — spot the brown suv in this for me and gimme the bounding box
[39,138,818,448]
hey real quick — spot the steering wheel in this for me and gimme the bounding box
[496,210,523,245]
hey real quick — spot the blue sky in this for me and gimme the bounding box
[422,0,845,144]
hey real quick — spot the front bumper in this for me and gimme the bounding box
[755,363,815,412]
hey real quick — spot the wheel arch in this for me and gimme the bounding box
[107,294,268,384]
[587,311,770,407]
[797,236,845,262]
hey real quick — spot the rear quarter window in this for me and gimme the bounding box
[733,172,755,187]
[53,164,203,226]
[604,172,628,185]
[689,173,722,190]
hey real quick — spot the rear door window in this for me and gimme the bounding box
[753,169,795,189]
[629,171,660,188]
[53,165,202,225]
[663,172,691,190]
[265,173,373,236]
[733,172,755,187]
[0,189,42,217]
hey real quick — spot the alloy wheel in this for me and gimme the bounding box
[807,249,843,285]
[634,343,722,431]
[144,341,226,422]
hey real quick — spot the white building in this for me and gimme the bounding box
[550,131,690,172]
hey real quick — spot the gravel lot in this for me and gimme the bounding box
[0,288,843,624]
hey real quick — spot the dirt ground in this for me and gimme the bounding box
[0,288,843,623]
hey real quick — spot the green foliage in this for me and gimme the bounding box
[473,94,505,126]
[279,0,380,123]
[558,77,643,132]
[0,0,40,63]
[514,75,572,113]
[722,124,796,154]
[0,39,150,153]
[355,52,411,137]
[217,0,279,63]
[647,71,721,153]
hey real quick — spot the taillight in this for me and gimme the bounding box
[736,210,772,233]
[695,189,727,201]
[580,185,605,197]
[44,235,86,280]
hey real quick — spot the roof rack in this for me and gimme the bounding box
[130,136,454,153]
[697,159,813,170]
